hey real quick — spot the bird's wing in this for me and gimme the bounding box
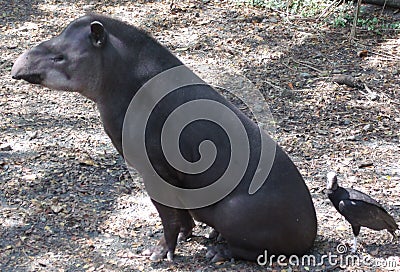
[346,188,384,208]
[338,199,397,231]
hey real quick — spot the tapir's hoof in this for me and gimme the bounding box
[206,245,233,262]
[166,251,174,261]
[177,231,192,243]
[142,245,169,261]
[149,252,166,261]
[207,229,219,240]
[148,250,173,262]
[207,229,224,242]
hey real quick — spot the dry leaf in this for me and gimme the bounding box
[357,50,368,58]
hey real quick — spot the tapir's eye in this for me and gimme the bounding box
[51,55,65,63]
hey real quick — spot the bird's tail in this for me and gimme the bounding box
[386,216,399,239]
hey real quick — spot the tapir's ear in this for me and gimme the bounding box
[90,21,106,48]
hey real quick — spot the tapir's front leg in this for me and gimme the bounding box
[148,200,195,261]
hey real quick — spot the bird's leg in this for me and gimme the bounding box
[351,236,357,253]
[350,225,360,253]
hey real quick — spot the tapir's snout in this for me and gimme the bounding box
[11,49,45,85]
[12,73,43,84]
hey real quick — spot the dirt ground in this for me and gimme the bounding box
[1,0,399,271]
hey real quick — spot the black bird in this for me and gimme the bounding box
[326,172,398,252]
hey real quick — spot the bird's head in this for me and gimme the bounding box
[325,171,339,193]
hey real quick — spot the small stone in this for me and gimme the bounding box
[22,174,37,181]
[51,204,63,213]
[369,92,379,101]
[300,72,311,79]
[0,143,12,151]
[346,135,360,141]
[27,131,38,140]
[362,124,373,132]
[83,5,95,12]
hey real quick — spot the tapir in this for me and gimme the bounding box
[11,14,317,262]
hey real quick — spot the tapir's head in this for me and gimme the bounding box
[11,16,112,101]
[12,14,181,104]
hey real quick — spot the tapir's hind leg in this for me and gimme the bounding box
[206,244,261,262]
[205,243,233,262]
[178,213,195,242]
[146,200,195,261]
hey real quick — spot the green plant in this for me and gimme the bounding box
[333,17,347,27]
[328,2,353,28]
[234,0,338,17]
[236,0,286,9]
[289,0,326,17]
[386,22,400,29]
[332,12,353,28]
[357,17,380,31]
[232,0,400,33]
